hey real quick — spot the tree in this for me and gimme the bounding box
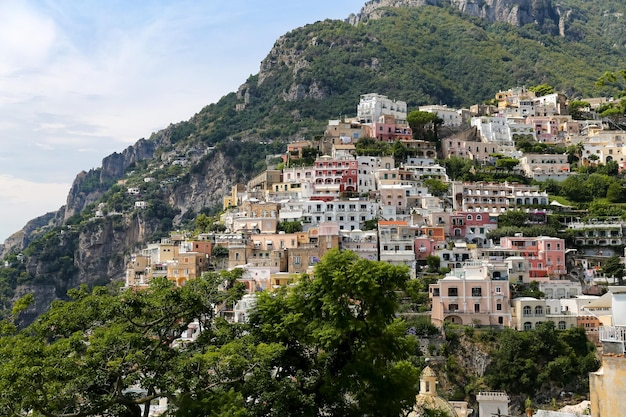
[596,69,626,98]
[606,182,626,203]
[497,210,528,228]
[426,254,441,273]
[277,220,303,233]
[248,249,420,416]
[568,100,590,120]
[424,178,449,197]
[529,84,555,97]
[601,255,625,285]
[0,273,260,417]
[407,110,437,140]
[495,157,520,170]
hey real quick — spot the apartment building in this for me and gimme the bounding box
[452,182,549,212]
[499,235,566,278]
[357,93,407,124]
[429,262,512,327]
[378,220,417,276]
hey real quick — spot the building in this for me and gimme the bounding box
[378,220,416,276]
[511,297,577,331]
[518,153,573,182]
[357,93,407,124]
[419,104,463,127]
[588,287,626,416]
[499,236,566,278]
[408,366,472,417]
[366,114,412,142]
[452,182,549,212]
[339,229,378,260]
[314,155,359,193]
[449,211,498,246]
[476,392,510,417]
[429,262,512,327]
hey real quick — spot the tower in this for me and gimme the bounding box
[476,391,510,417]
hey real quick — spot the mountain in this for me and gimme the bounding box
[1,0,625,321]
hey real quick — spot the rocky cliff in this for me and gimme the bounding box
[349,0,565,36]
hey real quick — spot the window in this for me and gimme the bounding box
[498,316,504,324]
[294,256,301,265]
[558,321,567,330]
[474,303,480,313]
[496,303,502,311]
[523,306,532,317]
[495,286,502,294]
[523,322,532,331]
[432,288,440,296]
[535,306,544,316]
[448,287,458,296]
[471,287,482,296]
[448,303,458,311]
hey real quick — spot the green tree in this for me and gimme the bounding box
[568,100,590,120]
[601,255,625,285]
[529,84,555,97]
[277,220,303,233]
[426,254,441,273]
[495,157,520,170]
[249,249,420,416]
[606,182,626,203]
[596,69,626,97]
[0,273,260,417]
[424,178,449,197]
[407,110,437,140]
[497,210,528,228]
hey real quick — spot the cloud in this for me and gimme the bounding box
[0,2,57,77]
[0,175,69,241]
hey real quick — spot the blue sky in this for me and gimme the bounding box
[0,0,365,242]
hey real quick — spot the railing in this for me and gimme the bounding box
[600,326,626,342]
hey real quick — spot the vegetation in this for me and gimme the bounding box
[484,323,599,396]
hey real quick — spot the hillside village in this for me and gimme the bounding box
[114,88,626,416]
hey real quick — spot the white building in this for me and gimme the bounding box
[357,93,407,124]
[278,198,378,231]
[419,104,462,126]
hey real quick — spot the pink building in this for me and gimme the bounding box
[367,114,412,142]
[314,156,358,193]
[499,236,566,278]
[449,211,498,245]
[414,237,438,261]
[429,262,512,327]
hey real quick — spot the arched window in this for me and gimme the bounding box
[558,321,567,330]
[523,306,532,316]
[523,322,532,331]
[535,306,544,316]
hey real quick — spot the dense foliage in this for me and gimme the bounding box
[0,250,422,417]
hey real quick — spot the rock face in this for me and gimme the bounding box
[2,127,241,322]
[64,138,158,221]
[171,151,239,218]
[348,0,564,35]
[0,211,64,259]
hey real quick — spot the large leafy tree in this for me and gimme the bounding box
[407,110,438,141]
[0,272,277,417]
[248,249,420,417]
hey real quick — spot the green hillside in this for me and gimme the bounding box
[189,3,626,144]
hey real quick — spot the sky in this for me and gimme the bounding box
[0,0,366,242]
